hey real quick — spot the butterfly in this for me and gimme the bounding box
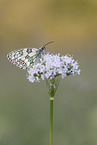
[7,41,53,70]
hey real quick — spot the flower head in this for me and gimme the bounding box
[27,53,80,83]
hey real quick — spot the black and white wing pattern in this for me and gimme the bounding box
[7,47,43,70]
[7,41,54,70]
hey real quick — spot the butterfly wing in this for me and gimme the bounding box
[7,48,39,70]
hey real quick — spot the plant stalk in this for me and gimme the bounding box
[50,98,54,145]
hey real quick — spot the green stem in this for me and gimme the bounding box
[50,98,54,145]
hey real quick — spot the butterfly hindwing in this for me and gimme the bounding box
[7,48,39,70]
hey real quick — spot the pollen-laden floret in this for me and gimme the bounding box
[27,53,81,83]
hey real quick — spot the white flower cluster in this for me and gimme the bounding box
[27,53,80,83]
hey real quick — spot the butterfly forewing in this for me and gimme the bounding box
[7,47,40,70]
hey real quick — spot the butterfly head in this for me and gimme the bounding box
[39,41,54,54]
[40,41,54,51]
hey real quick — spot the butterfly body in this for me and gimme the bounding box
[7,41,53,70]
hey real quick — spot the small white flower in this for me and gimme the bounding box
[27,53,81,83]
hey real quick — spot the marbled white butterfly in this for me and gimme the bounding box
[7,41,53,70]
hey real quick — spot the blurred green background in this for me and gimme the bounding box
[0,0,97,145]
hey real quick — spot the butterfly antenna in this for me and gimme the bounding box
[43,41,54,47]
